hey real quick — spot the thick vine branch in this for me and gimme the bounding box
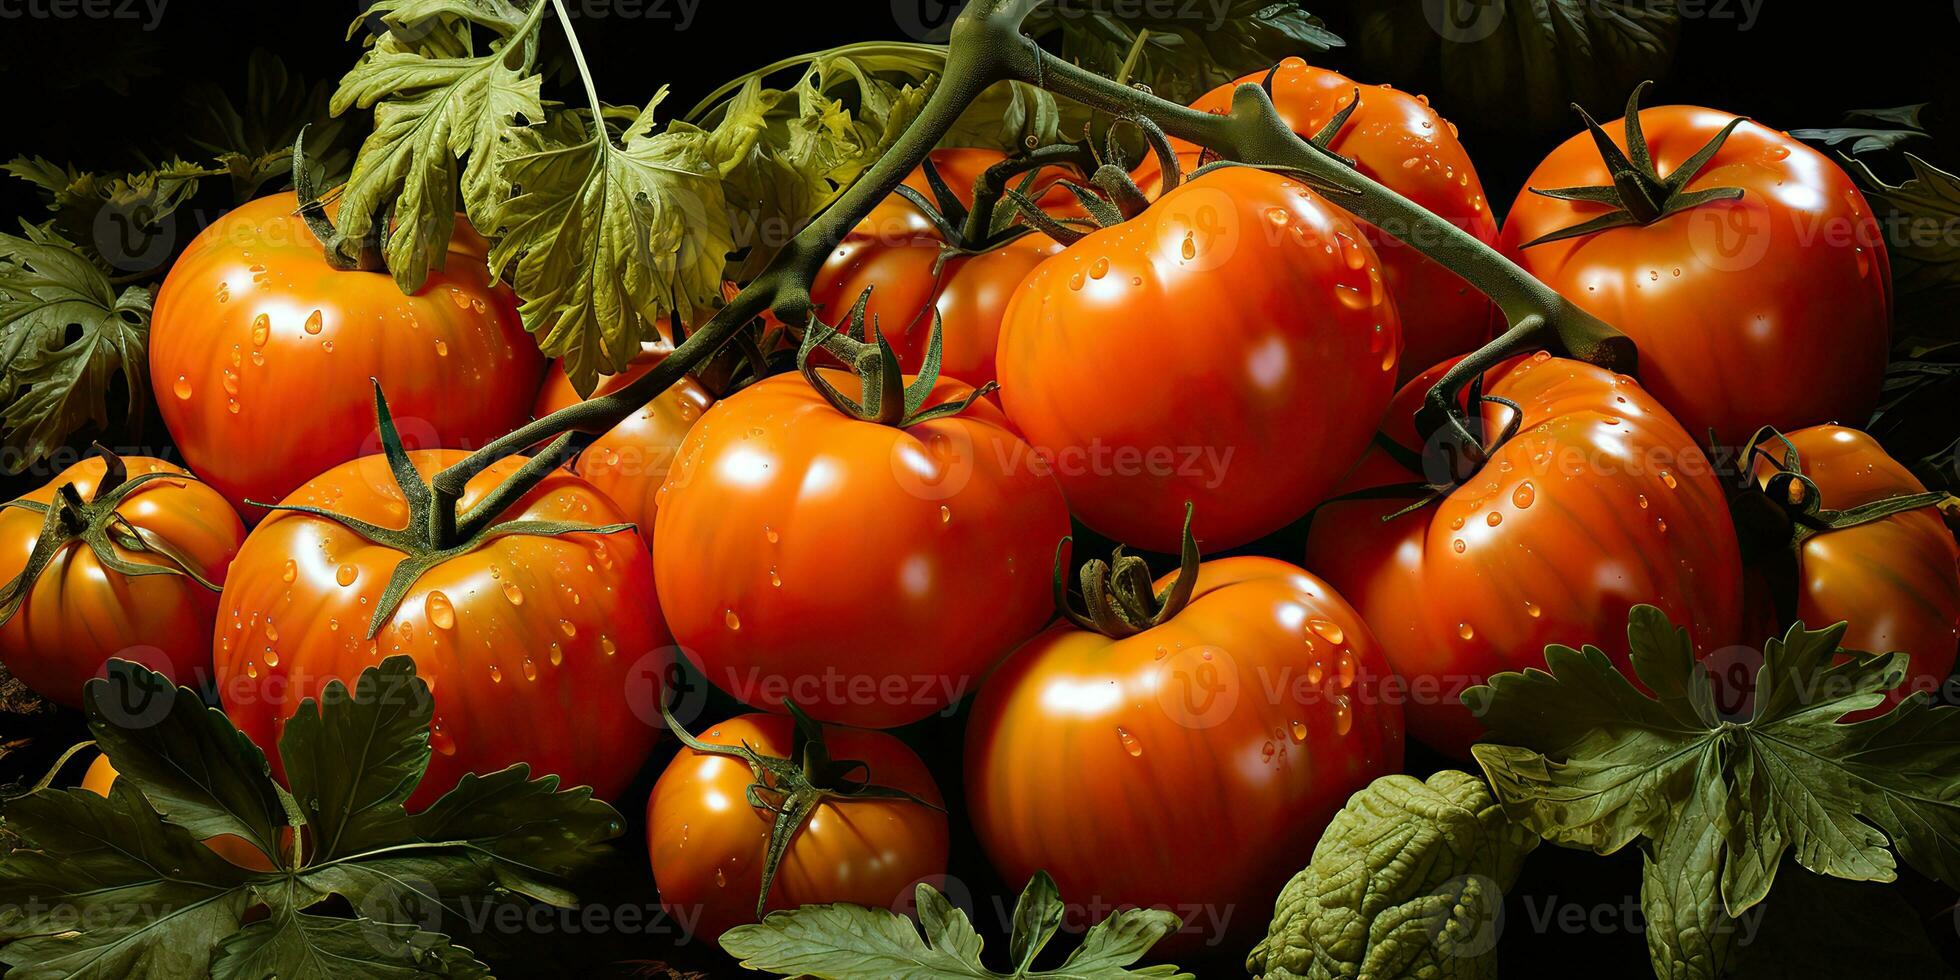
[429,0,1631,514]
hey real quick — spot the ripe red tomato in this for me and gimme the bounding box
[812,234,1060,389]
[1749,425,1959,707]
[215,449,669,808]
[1305,353,1745,757]
[646,713,947,942]
[1499,100,1889,448]
[1,454,244,707]
[535,342,714,550]
[996,166,1401,552]
[652,370,1070,728]
[150,193,545,516]
[1145,58,1499,380]
[966,554,1403,949]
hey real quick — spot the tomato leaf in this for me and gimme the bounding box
[1790,105,1929,156]
[719,871,1192,978]
[3,157,217,264]
[1247,770,1537,980]
[0,223,151,472]
[330,1,545,293]
[210,909,489,980]
[276,656,435,862]
[0,782,252,979]
[1849,154,1960,347]
[81,660,290,864]
[488,94,737,393]
[1350,0,1679,133]
[0,656,623,978]
[188,49,362,201]
[1024,1,1342,108]
[1468,606,1960,980]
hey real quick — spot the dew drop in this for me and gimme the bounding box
[550,644,565,666]
[1525,600,1542,619]
[724,609,741,631]
[1453,538,1467,554]
[263,649,280,667]
[489,665,503,683]
[502,582,524,605]
[173,375,193,400]
[1290,719,1309,742]
[250,313,270,347]
[1308,618,1345,645]
[1458,622,1476,640]
[522,658,538,682]
[1089,257,1110,279]
[764,525,779,544]
[426,592,456,630]
[1116,726,1143,757]
[434,339,450,357]
[1180,233,1197,261]
[1637,494,1650,510]
[1660,471,1678,490]
[939,505,952,524]
[1333,694,1353,736]
[337,564,358,587]
[1513,482,1535,509]
[303,310,324,335]
[281,559,297,583]
[558,618,577,638]
[600,635,617,657]
[1486,511,1503,527]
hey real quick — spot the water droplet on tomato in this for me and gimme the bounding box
[1512,482,1535,508]
[336,564,358,587]
[489,665,503,683]
[1089,258,1109,279]
[1525,601,1542,619]
[263,649,280,667]
[1453,539,1467,554]
[250,314,270,347]
[1486,511,1503,527]
[1333,694,1353,735]
[724,609,741,631]
[281,559,297,583]
[522,657,538,682]
[557,618,577,638]
[303,310,324,335]
[764,525,779,544]
[1660,471,1678,490]
[1308,618,1345,645]
[1637,494,1650,510]
[173,375,193,400]
[939,505,952,524]
[1458,622,1475,640]
[1116,726,1143,757]
[1290,720,1309,742]
[503,582,524,605]
[434,339,449,357]
[427,592,456,630]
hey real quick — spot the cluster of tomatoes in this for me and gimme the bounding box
[3,56,1956,953]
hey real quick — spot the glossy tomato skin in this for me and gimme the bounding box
[652,371,1070,728]
[646,714,947,942]
[1500,107,1890,448]
[1752,426,1959,706]
[997,167,1401,552]
[1146,58,1499,380]
[966,557,1403,950]
[0,457,244,707]
[151,193,544,517]
[813,233,1060,388]
[1305,354,1745,757]
[215,449,669,809]
[535,342,714,551]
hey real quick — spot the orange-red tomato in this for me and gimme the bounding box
[1145,58,1499,380]
[996,166,1401,552]
[150,193,545,517]
[812,233,1060,388]
[652,371,1070,728]
[1750,425,1959,707]
[965,556,1403,950]
[81,754,276,870]
[0,456,243,707]
[1305,354,1745,757]
[1500,106,1890,448]
[535,342,714,550]
[215,449,669,808]
[646,713,947,942]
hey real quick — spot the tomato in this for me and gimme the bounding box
[150,192,545,517]
[80,754,277,871]
[996,166,1401,552]
[966,551,1403,950]
[535,342,715,550]
[1304,353,1745,757]
[652,370,1070,728]
[1748,425,1959,708]
[812,233,1060,388]
[1499,96,1889,448]
[1,454,244,707]
[855,147,1081,243]
[215,448,669,808]
[646,713,947,942]
[1144,58,1499,380]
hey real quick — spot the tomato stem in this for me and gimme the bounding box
[1055,502,1201,637]
[430,0,1634,530]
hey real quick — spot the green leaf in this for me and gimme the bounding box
[1469,607,1960,980]
[188,49,363,201]
[3,157,217,263]
[1351,0,1680,133]
[1025,1,1343,108]
[1849,154,1960,345]
[1791,105,1929,156]
[1246,770,1537,980]
[330,4,544,292]
[719,873,1192,979]
[0,223,152,472]
[278,655,436,862]
[210,909,489,980]
[0,783,252,979]
[0,656,623,977]
[488,93,736,393]
[82,659,288,864]
[944,80,1064,153]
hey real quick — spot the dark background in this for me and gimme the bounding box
[4,1,1960,977]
